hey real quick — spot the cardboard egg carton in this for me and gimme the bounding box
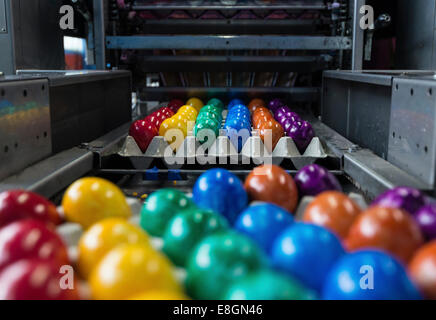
[118,129,330,170]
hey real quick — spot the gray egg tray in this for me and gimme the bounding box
[118,129,329,170]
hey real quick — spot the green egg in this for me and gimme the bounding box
[140,189,196,237]
[162,208,229,267]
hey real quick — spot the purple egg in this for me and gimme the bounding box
[274,106,291,119]
[295,164,342,197]
[268,99,284,113]
[371,187,428,215]
[415,204,436,239]
[279,118,294,132]
[287,121,315,153]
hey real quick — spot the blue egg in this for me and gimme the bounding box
[230,104,250,114]
[226,126,251,152]
[234,203,294,254]
[228,99,245,109]
[271,223,345,292]
[322,250,422,300]
[193,169,248,224]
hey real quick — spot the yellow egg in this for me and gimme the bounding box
[186,98,204,112]
[62,177,131,229]
[159,117,172,137]
[129,290,189,300]
[89,244,181,300]
[78,218,150,279]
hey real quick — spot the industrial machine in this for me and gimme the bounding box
[2,0,436,302]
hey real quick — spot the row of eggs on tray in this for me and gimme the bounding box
[0,163,436,299]
[129,97,315,154]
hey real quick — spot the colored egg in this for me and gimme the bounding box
[223,269,317,300]
[0,190,61,228]
[162,208,228,267]
[323,250,421,300]
[303,191,361,239]
[345,206,424,263]
[207,98,224,110]
[268,98,284,113]
[186,98,204,112]
[415,203,436,239]
[234,203,294,254]
[0,219,69,272]
[295,164,342,197]
[259,119,284,152]
[167,99,184,113]
[129,290,189,300]
[129,119,158,153]
[271,223,345,292]
[193,169,248,224]
[78,218,150,279]
[228,99,244,109]
[0,259,79,300]
[62,177,132,229]
[287,120,315,153]
[89,244,181,300]
[409,240,436,299]
[140,188,195,237]
[194,120,220,144]
[248,98,266,113]
[185,231,265,300]
[244,165,298,213]
[372,186,428,215]
[159,117,172,137]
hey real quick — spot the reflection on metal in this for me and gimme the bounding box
[0,148,93,198]
[106,35,352,50]
[0,78,52,181]
[389,77,436,186]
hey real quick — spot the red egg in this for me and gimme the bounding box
[0,219,69,271]
[303,191,361,239]
[129,119,158,153]
[0,259,79,300]
[244,165,298,213]
[0,190,61,228]
[345,206,424,263]
[167,99,184,113]
[409,241,436,299]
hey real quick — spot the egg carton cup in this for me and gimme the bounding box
[118,129,329,169]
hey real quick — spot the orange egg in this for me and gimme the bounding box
[248,98,266,114]
[259,119,284,153]
[345,206,424,263]
[409,241,436,299]
[244,165,298,213]
[303,191,361,239]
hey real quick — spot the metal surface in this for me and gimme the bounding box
[106,35,352,50]
[0,0,14,74]
[135,55,331,73]
[397,0,436,69]
[322,71,392,159]
[0,78,52,181]
[15,70,132,154]
[140,87,320,103]
[137,19,323,35]
[388,77,436,186]
[93,0,106,70]
[344,149,431,200]
[0,148,94,198]
[351,0,365,70]
[130,1,328,11]
[0,0,6,33]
